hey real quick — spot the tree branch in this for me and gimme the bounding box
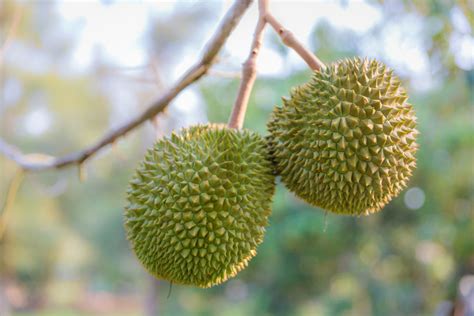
[0,0,253,172]
[227,0,325,128]
[228,0,268,129]
[264,11,325,71]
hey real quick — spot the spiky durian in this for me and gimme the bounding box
[268,58,418,215]
[124,124,275,288]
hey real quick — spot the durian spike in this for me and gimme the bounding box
[125,124,275,287]
[267,58,418,216]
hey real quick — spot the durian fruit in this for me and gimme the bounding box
[125,124,275,288]
[268,58,418,216]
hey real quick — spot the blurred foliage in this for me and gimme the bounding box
[1,0,473,316]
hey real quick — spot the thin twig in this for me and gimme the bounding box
[227,0,325,128]
[228,0,268,129]
[0,0,254,172]
[264,12,325,71]
[0,170,24,240]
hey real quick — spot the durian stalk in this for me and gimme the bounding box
[228,1,268,129]
[264,12,325,71]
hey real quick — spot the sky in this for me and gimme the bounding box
[52,0,472,90]
[55,0,384,75]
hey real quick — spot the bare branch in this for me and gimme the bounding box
[0,0,253,172]
[227,0,325,129]
[228,0,268,129]
[264,11,325,71]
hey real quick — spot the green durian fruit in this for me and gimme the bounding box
[268,58,418,216]
[125,124,275,288]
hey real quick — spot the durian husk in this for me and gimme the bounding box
[268,57,418,215]
[125,124,275,287]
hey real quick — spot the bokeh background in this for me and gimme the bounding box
[0,1,473,315]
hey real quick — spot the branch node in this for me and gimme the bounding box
[265,11,325,71]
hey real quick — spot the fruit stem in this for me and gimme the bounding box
[264,12,325,71]
[228,0,325,129]
[228,0,268,129]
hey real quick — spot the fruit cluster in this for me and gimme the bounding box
[124,58,418,287]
